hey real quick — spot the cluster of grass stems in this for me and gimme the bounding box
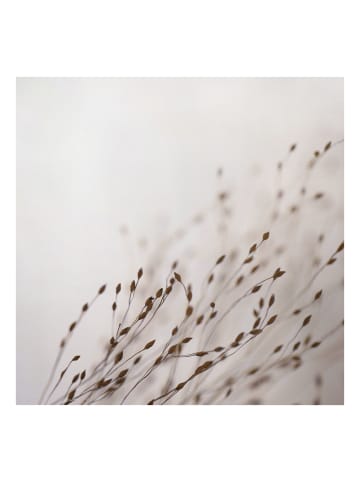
[39,140,344,405]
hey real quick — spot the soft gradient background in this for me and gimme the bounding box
[16,78,343,404]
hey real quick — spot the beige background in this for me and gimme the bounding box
[16,78,343,404]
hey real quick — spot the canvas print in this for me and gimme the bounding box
[17,78,344,404]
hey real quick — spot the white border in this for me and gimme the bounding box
[1,1,358,481]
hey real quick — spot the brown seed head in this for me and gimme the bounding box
[266,315,278,325]
[119,327,130,336]
[273,345,283,353]
[69,321,77,332]
[302,315,312,327]
[324,141,332,152]
[114,352,123,364]
[98,284,106,295]
[314,290,323,301]
[186,306,193,317]
[144,340,156,350]
[250,329,262,336]
[216,254,226,265]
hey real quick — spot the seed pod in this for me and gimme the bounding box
[114,352,123,364]
[336,242,344,253]
[119,327,130,336]
[312,288,322,305]
[249,329,262,336]
[253,318,261,329]
[68,390,76,401]
[216,254,226,265]
[168,344,178,355]
[302,315,312,327]
[176,382,186,391]
[266,315,278,325]
[153,356,163,366]
[196,315,204,325]
[72,374,79,384]
[133,356,141,365]
[144,340,156,350]
[186,306,193,317]
[249,243,257,254]
[98,284,106,294]
[293,342,301,351]
[69,321,77,332]
[273,268,285,280]
[195,361,213,375]
[236,276,244,286]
